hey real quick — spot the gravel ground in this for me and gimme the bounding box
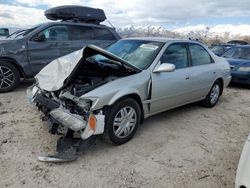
[0,83,249,188]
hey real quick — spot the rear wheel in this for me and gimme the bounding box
[0,61,20,93]
[202,80,222,108]
[103,98,141,145]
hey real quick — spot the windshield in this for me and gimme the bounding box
[222,47,250,60]
[211,46,224,55]
[93,40,163,69]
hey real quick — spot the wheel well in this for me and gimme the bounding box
[216,78,224,95]
[0,58,25,78]
[112,94,144,123]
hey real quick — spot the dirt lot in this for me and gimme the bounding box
[0,83,249,188]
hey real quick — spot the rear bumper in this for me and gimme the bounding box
[236,134,250,188]
[231,71,250,85]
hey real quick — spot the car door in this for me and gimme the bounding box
[91,27,117,48]
[150,43,194,114]
[186,43,218,99]
[27,25,68,74]
[60,25,95,57]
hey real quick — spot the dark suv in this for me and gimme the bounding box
[0,6,120,92]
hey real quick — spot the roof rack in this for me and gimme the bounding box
[45,5,106,24]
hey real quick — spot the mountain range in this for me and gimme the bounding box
[117,24,250,41]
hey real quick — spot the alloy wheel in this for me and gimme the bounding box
[113,106,137,139]
[210,84,220,104]
[0,66,15,89]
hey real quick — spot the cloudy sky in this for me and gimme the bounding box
[0,0,250,29]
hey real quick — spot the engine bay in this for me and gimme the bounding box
[65,58,135,97]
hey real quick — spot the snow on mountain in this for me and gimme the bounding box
[117,24,250,40]
[117,25,175,37]
[173,24,250,38]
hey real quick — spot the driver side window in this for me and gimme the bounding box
[160,43,188,69]
[39,26,68,41]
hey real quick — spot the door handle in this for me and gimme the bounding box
[185,75,191,80]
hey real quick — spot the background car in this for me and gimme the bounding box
[0,6,120,93]
[210,44,234,56]
[27,38,231,161]
[222,45,250,85]
[0,28,10,39]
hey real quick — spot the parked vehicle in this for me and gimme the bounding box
[0,6,120,93]
[235,133,250,188]
[210,44,234,56]
[0,28,9,39]
[222,45,250,85]
[227,40,248,45]
[27,38,231,162]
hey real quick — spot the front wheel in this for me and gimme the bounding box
[103,98,141,145]
[202,80,222,108]
[0,61,20,93]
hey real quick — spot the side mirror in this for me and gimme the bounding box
[153,63,175,73]
[33,34,46,42]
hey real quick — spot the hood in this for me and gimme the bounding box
[225,58,250,67]
[36,45,141,91]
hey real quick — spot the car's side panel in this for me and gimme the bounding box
[150,66,196,114]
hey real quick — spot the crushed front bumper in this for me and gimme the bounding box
[27,86,105,140]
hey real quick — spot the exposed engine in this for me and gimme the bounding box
[65,59,134,97]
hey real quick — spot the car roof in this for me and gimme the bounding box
[231,45,250,48]
[41,21,115,30]
[121,37,204,44]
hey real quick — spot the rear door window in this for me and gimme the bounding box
[93,28,115,40]
[68,25,94,40]
[189,44,213,66]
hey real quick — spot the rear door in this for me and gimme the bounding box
[92,27,117,48]
[186,43,218,99]
[27,25,68,74]
[60,25,95,56]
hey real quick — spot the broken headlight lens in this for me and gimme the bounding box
[79,97,99,109]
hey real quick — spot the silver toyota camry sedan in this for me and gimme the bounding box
[27,38,231,161]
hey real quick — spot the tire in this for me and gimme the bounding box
[103,98,141,145]
[202,80,222,108]
[0,61,20,93]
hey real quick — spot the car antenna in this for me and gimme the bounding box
[106,19,115,29]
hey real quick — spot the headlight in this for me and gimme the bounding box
[79,97,99,109]
[238,67,250,72]
[27,86,39,104]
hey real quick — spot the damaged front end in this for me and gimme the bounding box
[27,45,139,162]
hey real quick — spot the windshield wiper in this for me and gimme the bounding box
[7,29,26,38]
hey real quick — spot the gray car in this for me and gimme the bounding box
[27,38,231,161]
[0,21,120,93]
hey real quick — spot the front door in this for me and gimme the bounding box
[27,25,68,74]
[150,43,194,114]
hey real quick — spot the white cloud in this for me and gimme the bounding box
[16,0,84,7]
[0,4,46,27]
[1,0,250,28]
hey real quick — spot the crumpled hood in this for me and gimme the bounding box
[35,45,141,92]
[35,49,83,91]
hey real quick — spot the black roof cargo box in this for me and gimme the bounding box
[45,5,106,24]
